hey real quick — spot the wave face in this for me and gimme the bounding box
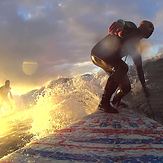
[28,74,104,138]
[0,73,108,158]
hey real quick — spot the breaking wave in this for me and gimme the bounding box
[0,72,108,158]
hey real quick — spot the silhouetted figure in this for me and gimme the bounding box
[0,80,13,109]
[91,20,154,113]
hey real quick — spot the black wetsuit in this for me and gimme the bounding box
[91,20,146,107]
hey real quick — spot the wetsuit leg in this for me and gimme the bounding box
[99,59,129,111]
[112,74,131,106]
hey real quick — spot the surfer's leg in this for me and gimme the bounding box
[99,60,128,113]
[91,55,113,73]
[112,75,131,106]
[99,75,119,113]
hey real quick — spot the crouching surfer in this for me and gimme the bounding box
[91,20,154,113]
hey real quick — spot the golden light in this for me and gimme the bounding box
[12,85,39,95]
[22,61,38,75]
[0,120,10,138]
[0,74,99,145]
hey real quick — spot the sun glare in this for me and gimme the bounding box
[22,61,38,76]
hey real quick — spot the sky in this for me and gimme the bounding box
[0,0,163,93]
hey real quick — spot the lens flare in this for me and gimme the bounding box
[22,61,38,75]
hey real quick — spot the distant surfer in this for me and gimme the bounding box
[91,20,154,113]
[0,80,13,109]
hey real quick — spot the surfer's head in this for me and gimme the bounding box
[138,20,154,38]
[5,80,10,87]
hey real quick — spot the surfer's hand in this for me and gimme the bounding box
[109,21,124,37]
[143,86,150,98]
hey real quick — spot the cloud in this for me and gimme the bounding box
[0,0,161,88]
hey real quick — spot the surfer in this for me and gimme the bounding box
[91,20,154,113]
[0,80,13,109]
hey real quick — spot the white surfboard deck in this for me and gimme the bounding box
[1,108,163,163]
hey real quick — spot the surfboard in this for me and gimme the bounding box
[1,107,163,163]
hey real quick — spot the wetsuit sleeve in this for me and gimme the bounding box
[9,91,13,99]
[9,87,13,99]
[117,20,137,38]
[117,20,137,31]
[132,55,146,88]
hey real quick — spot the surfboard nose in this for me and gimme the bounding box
[1,108,163,163]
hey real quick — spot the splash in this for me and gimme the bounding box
[30,75,101,139]
[0,74,102,142]
[0,73,105,160]
[29,90,59,139]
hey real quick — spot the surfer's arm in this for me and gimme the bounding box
[133,55,150,97]
[109,20,137,37]
[9,88,13,99]
[133,55,146,87]
[116,20,137,31]
[9,92,13,99]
